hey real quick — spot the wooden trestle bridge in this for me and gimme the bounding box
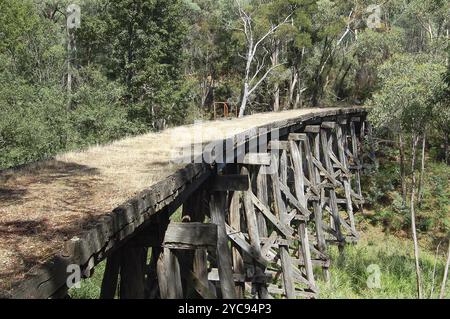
[1,106,371,299]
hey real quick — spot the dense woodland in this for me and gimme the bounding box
[1,0,449,299]
[0,0,447,169]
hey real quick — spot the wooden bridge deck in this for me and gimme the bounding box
[0,106,366,298]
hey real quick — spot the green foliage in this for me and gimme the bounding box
[369,54,446,133]
[362,143,450,239]
[318,227,450,299]
[0,0,192,169]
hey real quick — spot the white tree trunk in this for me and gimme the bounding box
[239,83,249,118]
[288,69,298,107]
[417,134,426,205]
[272,40,280,112]
[410,134,423,299]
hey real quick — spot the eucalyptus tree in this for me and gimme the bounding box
[369,54,447,298]
[233,0,293,117]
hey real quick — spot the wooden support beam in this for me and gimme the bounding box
[269,153,295,299]
[321,122,337,129]
[193,249,215,298]
[190,270,216,299]
[241,166,269,298]
[250,192,294,238]
[209,191,237,299]
[210,175,249,191]
[163,223,217,250]
[268,140,290,150]
[225,224,268,267]
[100,250,121,299]
[304,125,321,134]
[157,248,184,299]
[119,244,147,299]
[279,182,312,217]
[350,121,364,212]
[256,166,269,238]
[310,134,327,255]
[336,124,358,237]
[320,128,345,248]
[229,187,245,298]
[243,153,271,166]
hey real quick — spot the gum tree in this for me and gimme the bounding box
[369,54,447,299]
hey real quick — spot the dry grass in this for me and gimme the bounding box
[0,107,343,292]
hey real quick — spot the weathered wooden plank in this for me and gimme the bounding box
[250,192,294,238]
[320,128,344,247]
[243,153,271,166]
[240,166,268,298]
[288,136,316,291]
[157,248,183,299]
[210,175,250,191]
[119,244,147,299]
[229,188,245,298]
[209,192,237,299]
[336,124,357,236]
[304,134,325,256]
[350,120,364,210]
[304,125,321,134]
[269,152,296,299]
[261,232,278,260]
[256,166,269,238]
[279,244,295,299]
[298,223,316,289]
[225,224,268,267]
[207,268,269,284]
[321,122,337,129]
[163,223,217,249]
[190,271,216,299]
[289,140,306,207]
[100,250,121,299]
[193,249,214,298]
[294,257,330,268]
[268,140,290,150]
[279,182,312,217]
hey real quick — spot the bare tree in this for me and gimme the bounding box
[235,0,291,117]
[417,133,426,205]
[399,133,407,207]
[410,134,423,299]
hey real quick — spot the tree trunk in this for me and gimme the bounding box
[295,71,304,109]
[288,69,298,108]
[445,132,449,165]
[272,40,280,112]
[399,133,407,207]
[410,134,423,299]
[417,133,426,205]
[239,82,249,118]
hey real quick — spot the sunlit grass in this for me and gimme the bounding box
[317,226,449,299]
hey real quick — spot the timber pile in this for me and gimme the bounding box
[0,106,368,298]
